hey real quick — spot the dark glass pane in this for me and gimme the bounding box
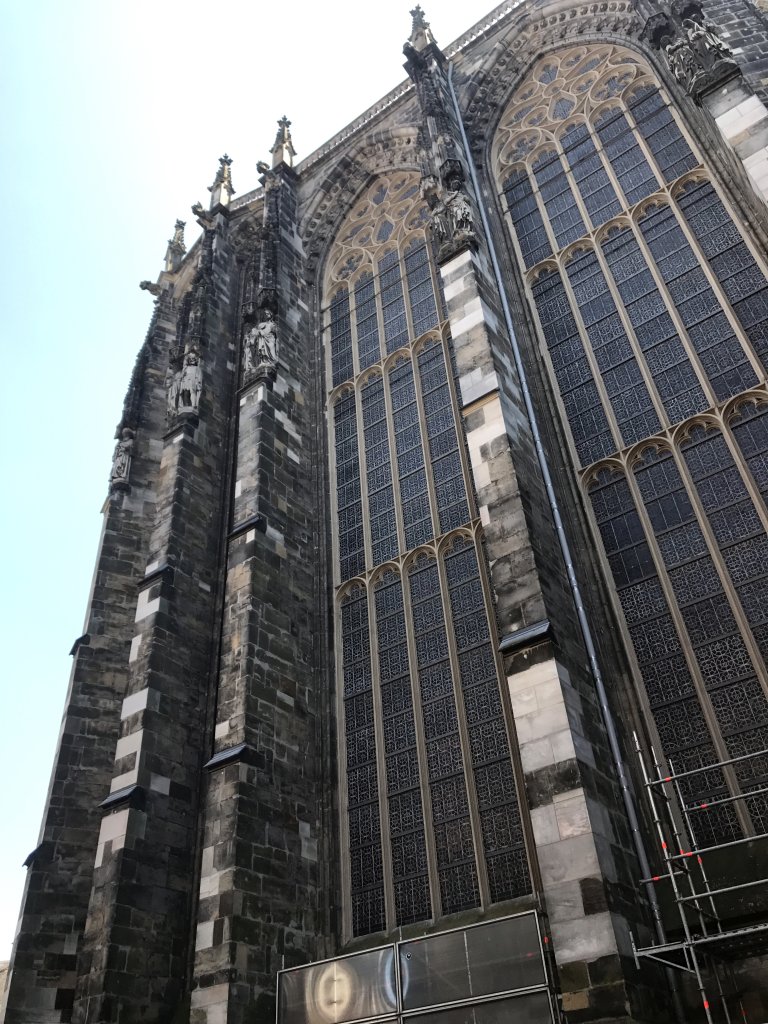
[677,179,768,367]
[375,573,431,926]
[418,341,470,532]
[378,249,409,354]
[560,122,621,229]
[405,239,439,337]
[602,227,707,424]
[335,393,365,580]
[331,286,354,386]
[341,589,385,935]
[408,554,481,913]
[362,376,398,567]
[594,106,659,205]
[354,272,381,370]
[639,203,757,401]
[532,148,586,248]
[445,538,530,902]
[566,248,661,445]
[503,168,551,267]
[532,269,615,465]
[628,86,697,182]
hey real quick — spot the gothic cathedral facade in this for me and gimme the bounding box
[6,1,768,1022]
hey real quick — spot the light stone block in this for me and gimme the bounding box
[135,589,160,623]
[550,912,617,963]
[538,833,601,886]
[531,803,560,846]
[554,791,591,840]
[121,688,149,720]
[195,922,214,951]
[115,730,143,761]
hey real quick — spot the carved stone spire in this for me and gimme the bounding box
[208,154,235,210]
[164,219,186,273]
[407,5,437,52]
[270,117,296,169]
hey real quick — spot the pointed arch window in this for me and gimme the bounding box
[325,174,532,937]
[494,43,768,841]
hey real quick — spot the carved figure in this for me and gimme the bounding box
[243,309,278,373]
[684,18,731,65]
[165,359,181,420]
[665,38,696,85]
[430,176,475,248]
[179,348,203,411]
[110,428,134,485]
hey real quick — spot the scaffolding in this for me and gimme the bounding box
[630,734,768,1024]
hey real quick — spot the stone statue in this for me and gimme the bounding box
[243,309,278,377]
[665,38,696,86]
[429,176,476,254]
[110,428,134,488]
[684,18,731,64]
[664,17,736,98]
[179,348,203,411]
[165,359,181,420]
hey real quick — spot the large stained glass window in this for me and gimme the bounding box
[494,44,768,840]
[325,174,531,938]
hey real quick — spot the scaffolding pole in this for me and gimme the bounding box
[631,732,768,1023]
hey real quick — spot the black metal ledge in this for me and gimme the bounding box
[499,619,552,654]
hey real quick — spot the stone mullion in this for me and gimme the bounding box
[366,577,397,932]
[626,211,720,410]
[622,460,752,833]
[436,542,492,909]
[401,564,443,921]
[590,232,672,431]
[670,440,768,713]
[558,255,627,456]
[667,189,768,383]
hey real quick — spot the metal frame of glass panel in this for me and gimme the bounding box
[276,911,555,1024]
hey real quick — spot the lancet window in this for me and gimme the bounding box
[494,44,768,841]
[324,174,531,938]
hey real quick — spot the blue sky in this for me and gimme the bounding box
[0,0,479,963]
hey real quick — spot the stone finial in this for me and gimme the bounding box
[164,219,186,273]
[407,5,437,52]
[208,154,235,210]
[270,117,296,169]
